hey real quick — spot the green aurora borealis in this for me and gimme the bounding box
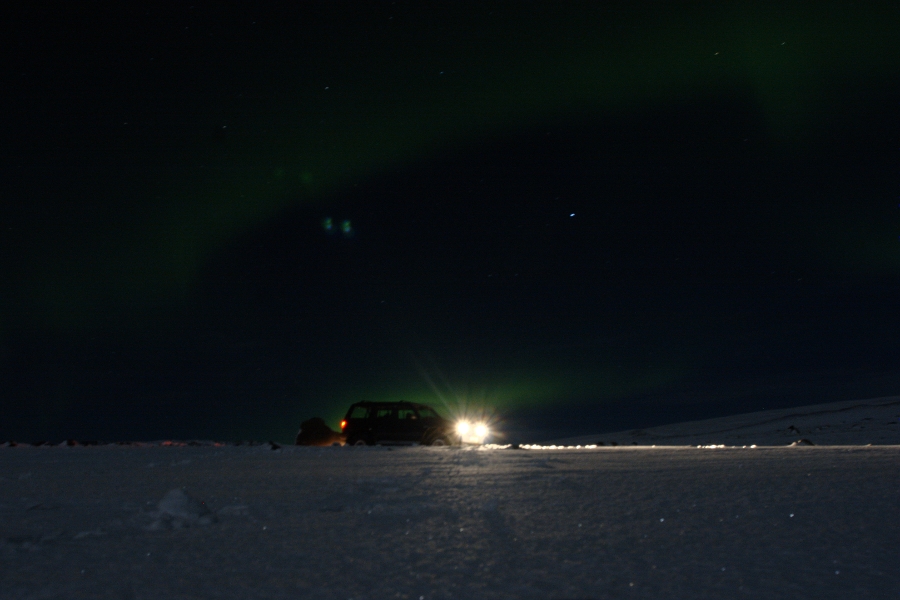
[9,3,899,329]
[3,2,900,441]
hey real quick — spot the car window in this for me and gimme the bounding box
[398,409,418,420]
[417,408,438,419]
[375,408,395,419]
[349,406,369,419]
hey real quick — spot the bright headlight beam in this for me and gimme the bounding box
[455,419,490,444]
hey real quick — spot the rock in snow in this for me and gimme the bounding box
[148,488,217,529]
[295,417,343,446]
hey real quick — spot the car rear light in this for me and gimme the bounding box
[340,420,347,430]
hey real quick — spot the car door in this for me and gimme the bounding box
[373,407,401,443]
[396,407,426,442]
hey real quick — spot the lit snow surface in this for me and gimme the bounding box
[2,398,898,599]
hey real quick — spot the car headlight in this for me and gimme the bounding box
[455,420,489,443]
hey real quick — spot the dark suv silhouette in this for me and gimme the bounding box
[341,401,458,446]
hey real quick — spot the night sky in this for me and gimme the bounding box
[3,2,899,443]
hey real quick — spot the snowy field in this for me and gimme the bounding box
[545,395,900,447]
[2,400,898,599]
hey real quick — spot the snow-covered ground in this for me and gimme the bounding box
[2,399,898,599]
[544,395,900,447]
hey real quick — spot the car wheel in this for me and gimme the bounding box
[430,437,447,446]
[353,438,369,446]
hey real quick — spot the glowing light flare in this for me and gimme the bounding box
[322,216,353,237]
[455,419,490,444]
